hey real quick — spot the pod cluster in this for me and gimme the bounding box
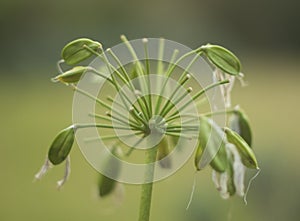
[35,36,258,201]
[194,108,258,198]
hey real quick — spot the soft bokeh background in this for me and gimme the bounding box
[1,0,299,220]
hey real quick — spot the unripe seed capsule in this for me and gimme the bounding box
[156,136,172,169]
[200,44,241,75]
[195,116,228,172]
[224,127,258,169]
[98,147,121,197]
[48,126,75,165]
[209,144,228,173]
[61,38,102,65]
[226,160,236,196]
[98,174,118,197]
[52,66,92,83]
[229,108,252,146]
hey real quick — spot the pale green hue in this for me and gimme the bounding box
[52,66,92,83]
[138,147,158,221]
[229,108,252,146]
[156,137,172,169]
[98,149,121,197]
[200,44,241,75]
[195,116,228,172]
[40,37,254,221]
[61,38,102,65]
[224,127,258,169]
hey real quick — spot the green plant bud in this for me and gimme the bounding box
[52,66,92,83]
[157,136,172,169]
[226,160,236,196]
[98,148,121,197]
[48,126,75,165]
[98,174,117,197]
[61,38,102,65]
[195,116,228,172]
[210,143,228,173]
[201,44,241,75]
[224,127,259,169]
[229,108,252,146]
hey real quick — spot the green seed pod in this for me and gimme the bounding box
[48,126,75,165]
[210,143,228,173]
[229,108,252,146]
[52,66,92,83]
[98,148,121,197]
[195,116,228,172]
[201,44,241,75]
[61,38,102,65]
[157,136,172,169]
[224,127,259,169]
[226,160,236,196]
[98,174,117,197]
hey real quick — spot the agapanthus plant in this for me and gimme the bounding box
[35,36,259,221]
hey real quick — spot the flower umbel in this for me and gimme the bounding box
[35,36,259,221]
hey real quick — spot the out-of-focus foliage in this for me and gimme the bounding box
[1,0,300,76]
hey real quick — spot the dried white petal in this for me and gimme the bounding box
[212,170,229,199]
[213,69,235,108]
[57,156,71,189]
[227,143,246,197]
[244,168,261,205]
[233,159,246,197]
[113,183,125,207]
[34,157,52,181]
[219,172,229,199]
[186,172,197,210]
[237,72,248,87]
[212,170,220,190]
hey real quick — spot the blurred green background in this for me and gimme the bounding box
[1,0,300,220]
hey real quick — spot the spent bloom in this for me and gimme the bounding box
[35,36,259,204]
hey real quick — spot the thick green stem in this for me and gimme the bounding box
[138,146,158,221]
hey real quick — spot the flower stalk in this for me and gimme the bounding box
[138,146,158,221]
